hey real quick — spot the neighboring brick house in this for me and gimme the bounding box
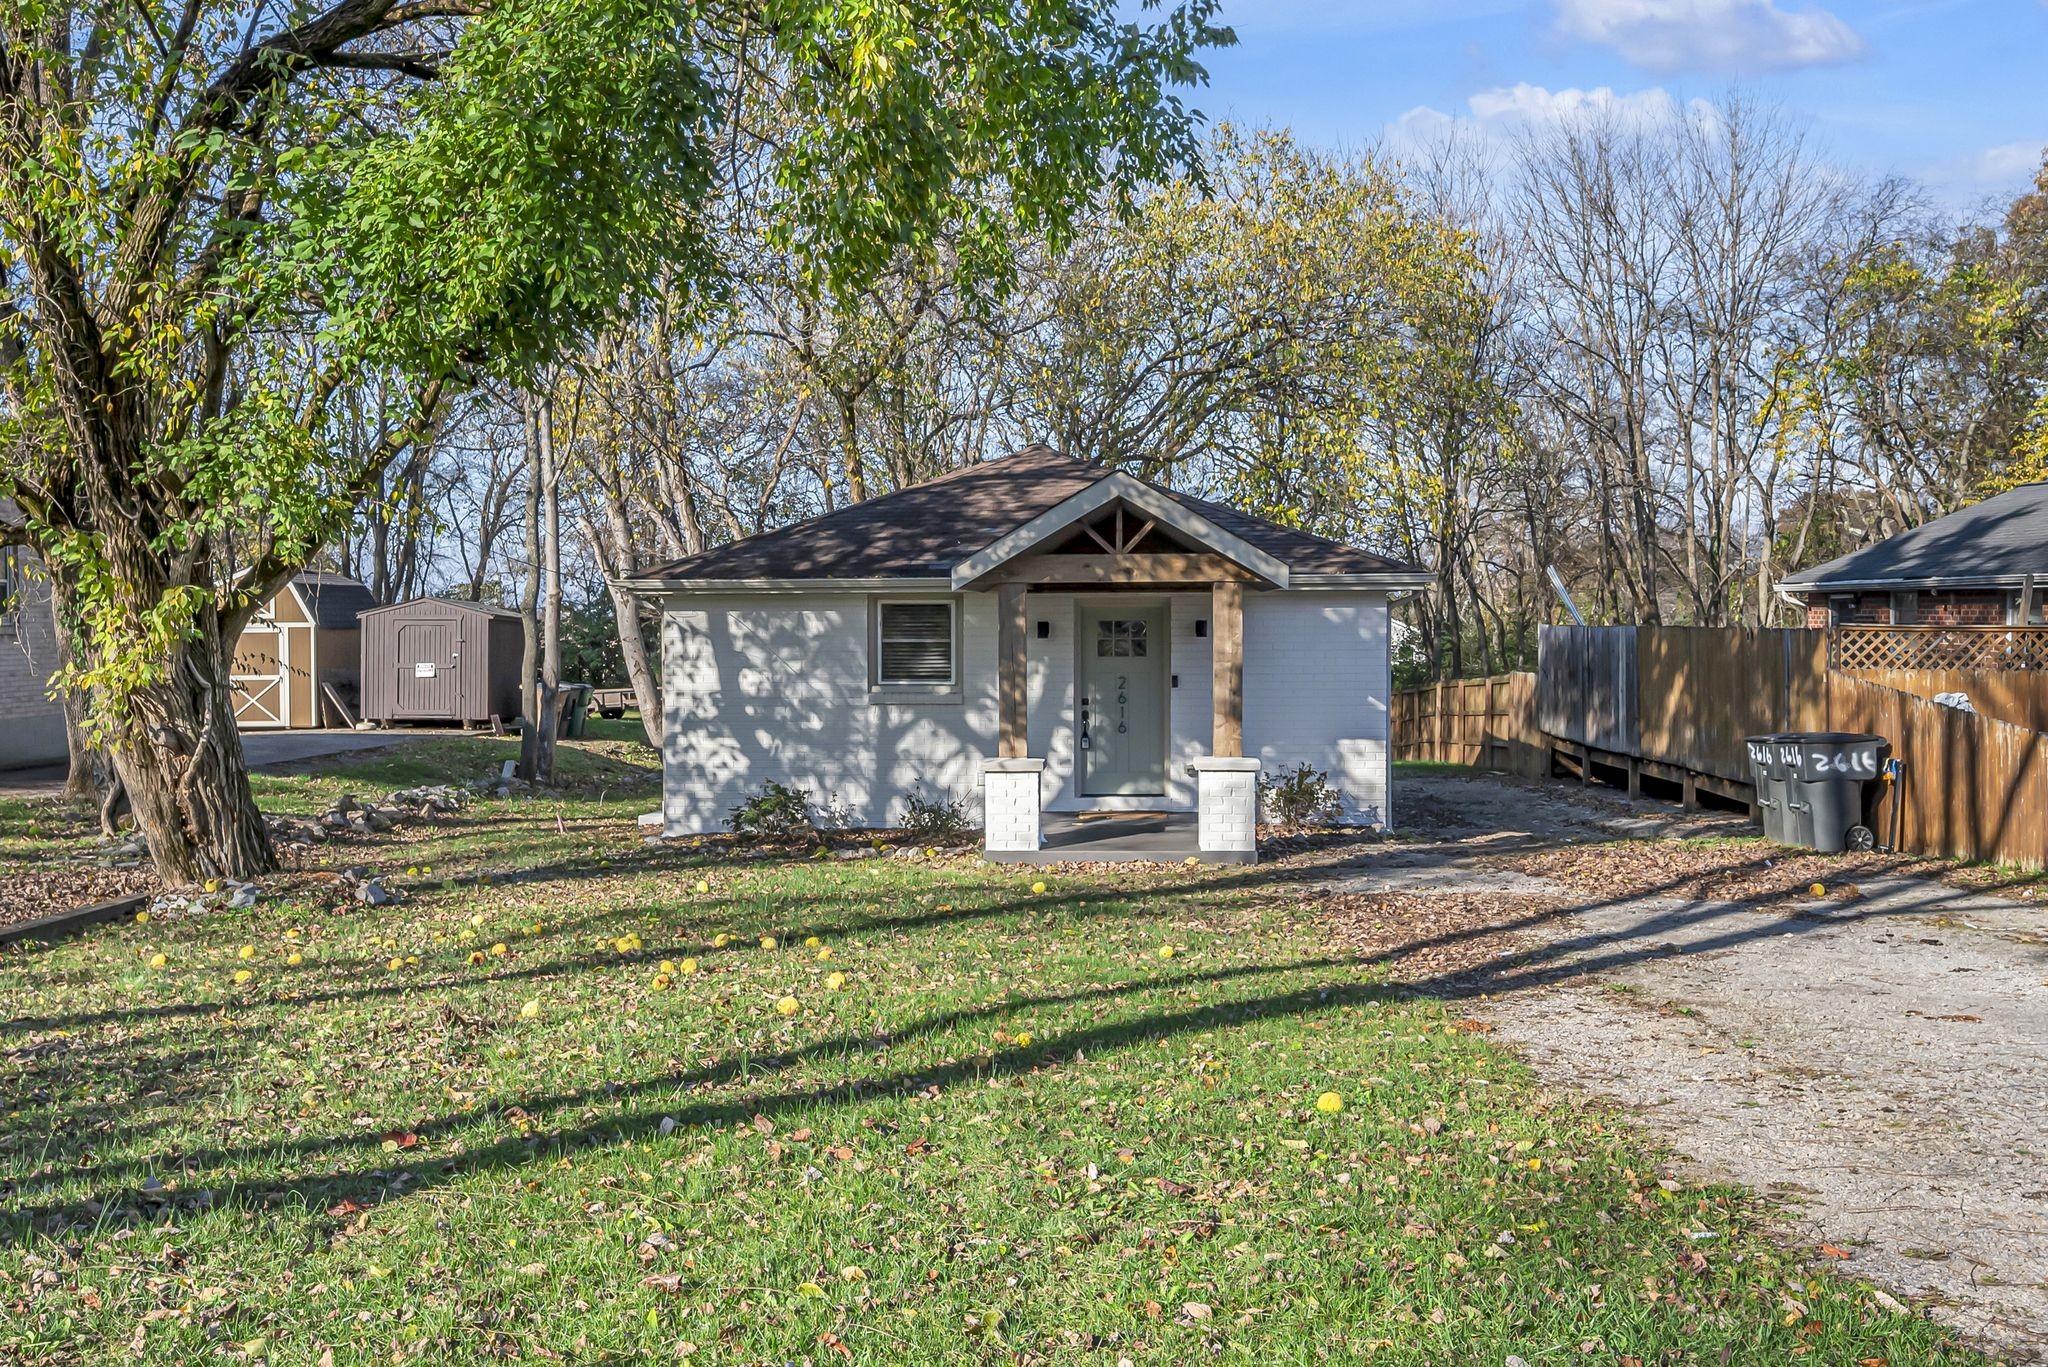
[1782,481,2048,629]
[0,541,69,770]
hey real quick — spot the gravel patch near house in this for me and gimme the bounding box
[1309,771,2048,1360]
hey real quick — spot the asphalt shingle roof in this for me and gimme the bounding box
[1782,482,2048,590]
[633,445,1417,582]
[293,573,379,631]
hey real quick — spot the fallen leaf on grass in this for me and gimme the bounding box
[1817,1243,1853,1259]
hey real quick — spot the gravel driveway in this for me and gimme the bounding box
[1322,771,2048,1359]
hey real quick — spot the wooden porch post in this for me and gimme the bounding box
[998,582,1028,758]
[1212,579,1243,756]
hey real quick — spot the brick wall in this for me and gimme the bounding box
[1917,591,2009,626]
[0,550,70,769]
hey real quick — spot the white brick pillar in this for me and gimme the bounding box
[980,758,1046,856]
[1193,757,1260,864]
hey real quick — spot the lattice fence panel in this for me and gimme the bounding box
[1830,626,2048,673]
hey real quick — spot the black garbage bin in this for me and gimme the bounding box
[1744,735,1796,844]
[1780,732,1886,854]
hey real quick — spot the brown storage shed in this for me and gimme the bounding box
[359,598,527,727]
[232,573,378,729]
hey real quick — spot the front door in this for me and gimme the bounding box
[394,619,461,719]
[1077,604,1168,795]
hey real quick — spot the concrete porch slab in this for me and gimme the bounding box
[982,811,1254,865]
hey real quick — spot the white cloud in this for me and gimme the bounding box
[1385,83,1693,159]
[1554,0,1866,74]
[1924,139,2046,190]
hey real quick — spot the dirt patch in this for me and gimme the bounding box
[1502,841,1940,908]
[1303,887,1561,984]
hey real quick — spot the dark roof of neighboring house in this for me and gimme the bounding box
[292,573,379,631]
[1781,481,2048,591]
[632,445,1418,582]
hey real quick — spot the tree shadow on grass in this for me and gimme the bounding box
[3,957,1373,1239]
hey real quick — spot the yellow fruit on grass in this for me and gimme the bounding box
[824,971,847,990]
[387,957,405,971]
[133,910,150,924]
[775,996,801,1017]
[713,933,732,948]
[1030,881,1047,894]
[148,953,168,969]
[804,935,822,949]
[232,969,253,985]
[286,952,304,967]
[237,944,256,960]
[1315,1091,1344,1114]
[1014,1031,1033,1048]
[469,951,487,965]
[679,957,700,975]
[659,959,678,975]
[614,937,635,954]
[519,999,541,1020]
[759,936,777,951]
[651,974,673,991]
[816,946,833,961]
[694,880,710,894]
[1157,946,1176,960]
[490,942,508,957]
[1810,882,1827,897]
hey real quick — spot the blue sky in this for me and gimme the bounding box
[1178,0,2048,213]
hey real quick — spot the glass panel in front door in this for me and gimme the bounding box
[1079,608,1167,795]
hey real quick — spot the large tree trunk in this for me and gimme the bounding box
[97,594,274,884]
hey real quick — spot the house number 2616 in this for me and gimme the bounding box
[1116,676,1128,734]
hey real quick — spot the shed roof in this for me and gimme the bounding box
[291,573,379,631]
[628,445,1420,586]
[1781,481,2048,591]
[358,595,527,620]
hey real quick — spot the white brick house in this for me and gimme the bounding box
[623,447,1427,862]
[0,541,69,771]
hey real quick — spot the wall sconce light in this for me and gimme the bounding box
[1036,620,1051,639]
[1194,619,1208,638]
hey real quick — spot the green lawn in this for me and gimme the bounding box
[0,739,1982,1364]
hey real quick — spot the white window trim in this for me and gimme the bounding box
[868,595,962,702]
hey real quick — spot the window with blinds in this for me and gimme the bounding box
[874,601,955,686]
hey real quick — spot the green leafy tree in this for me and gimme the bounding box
[0,0,1228,882]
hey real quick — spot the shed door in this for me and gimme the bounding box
[393,619,461,719]
[233,624,289,728]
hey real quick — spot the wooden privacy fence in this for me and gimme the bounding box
[1827,673,2048,867]
[1829,662,2048,733]
[1390,673,1544,776]
[1530,624,2048,870]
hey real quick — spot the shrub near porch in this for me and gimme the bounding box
[1,808,1976,1362]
